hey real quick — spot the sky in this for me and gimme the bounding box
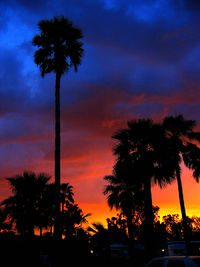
[1,0,200,225]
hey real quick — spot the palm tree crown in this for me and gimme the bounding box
[33,16,84,76]
[2,172,50,236]
[113,119,176,187]
[163,115,200,181]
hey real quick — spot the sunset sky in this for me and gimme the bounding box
[1,0,200,226]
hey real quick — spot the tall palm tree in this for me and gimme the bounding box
[111,119,176,258]
[163,115,200,249]
[32,16,84,238]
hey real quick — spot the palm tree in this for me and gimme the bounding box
[32,16,84,238]
[104,161,144,242]
[163,115,200,249]
[104,171,144,259]
[111,119,176,258]
[60,183,74,212]
[1,172,50,236]
[61,202,90,239]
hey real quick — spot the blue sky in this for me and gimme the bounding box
[1,0,200,222]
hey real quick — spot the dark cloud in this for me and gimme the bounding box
[0,50,30,115]
[4,0,199,65]
[0,0,200,218]
[184,0,200,10]
[61,0,198,65]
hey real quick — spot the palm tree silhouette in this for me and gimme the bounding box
[60,183,74,212]
[61,202,90,239]
[163,115,200,249]
[112,119,176,257]
[104,161,144,243]
[104,169,144,259]
[2,172,50,237]
[32,16,84,238]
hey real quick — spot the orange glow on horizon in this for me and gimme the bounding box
[79,202,118,227]
[1,150,200,230]
[152,163,200,221]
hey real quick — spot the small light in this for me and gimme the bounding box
[90,250,94,254]
[162,249,165,252]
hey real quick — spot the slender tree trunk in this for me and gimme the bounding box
[50,223,53,235]
[61,201,64,213]
[176,166,190,254]
[40,226,42,237]
[144,177,155,260]
[54,72,61,239]
[125,209,134,260]
[127,213,134,241]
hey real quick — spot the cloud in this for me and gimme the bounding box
[67,0,199,65]
[61,85,126,136]
[3,0,199,67]
[183,0,200,11]
[1,0,200,221]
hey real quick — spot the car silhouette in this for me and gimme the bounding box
[145,256,200,266]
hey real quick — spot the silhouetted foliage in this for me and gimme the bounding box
[106,118,177,259]
[1,172,50,236]
[88,219,128,250]
[163,214,183,240]
[61,202,91,239]
[163,115,200,251]
[105,114,200,259]
[1,171,89,239]
[33,16,84,238]
[104,165,144,241]
[33,16,84,77]
[107,214,127,234]
[0,207,13,233]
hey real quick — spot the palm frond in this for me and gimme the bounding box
[182,142,200,182]
[32,16,84,77]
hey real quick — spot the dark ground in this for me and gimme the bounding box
[0,239,146,267]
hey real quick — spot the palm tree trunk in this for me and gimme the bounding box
[144,177,155,260]
[54,72,61,239]
[125,209,134,259]
[127,212,134,241]
[40,226,43,237]
[176,166,190,254]
[50,223,53,235]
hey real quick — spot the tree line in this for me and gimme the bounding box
[104,115,200,259]
[88,210,200,246]
[1,115,200,242]
[1,173,200,244]
[0,172,89,239]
